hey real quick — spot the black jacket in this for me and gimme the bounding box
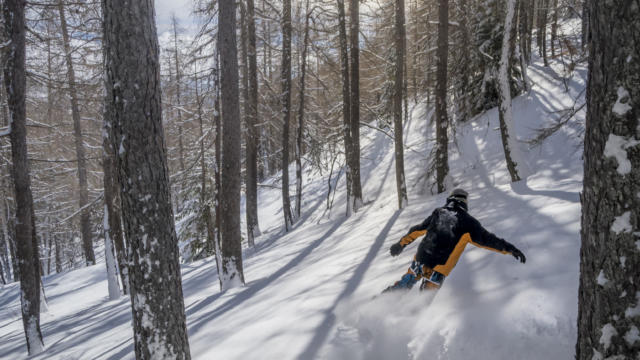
[398,199,518,276]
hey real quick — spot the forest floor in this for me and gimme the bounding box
[0,24,587,360]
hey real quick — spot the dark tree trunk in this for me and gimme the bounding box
[498,0,523,183]
[539,0,549,66]
[394,0,408,207]
[550,0,558,58]
[172,16,186,173]
[102,0,191,358]
[527,0,536,62]
[54,235,62,273]
[58,0,95,266]
[337,0,353,216]
[219,0,245,288]
[349,0,363,211]
[435,0,449,194]
[281,0,295,229]
[295,0,311,219]
[577,1,639,359]
[245,0,261,244]
[581,0,588,50]
[2,0,45,353]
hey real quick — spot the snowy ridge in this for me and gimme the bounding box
[0,47,585,359]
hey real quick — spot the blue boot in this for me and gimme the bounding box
[383,273,417,293]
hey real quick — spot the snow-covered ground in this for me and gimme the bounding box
[0,35,586,360]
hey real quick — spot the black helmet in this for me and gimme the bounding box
[448,188,468,205]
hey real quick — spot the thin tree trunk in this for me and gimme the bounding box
[281,0,295,230]
[577,0,639,358]
[54,235,62,273]
[540,0,549,66]
[498,0,524,182]
[2,0,45,353]
[435,0,449,194]
[172,16,186,173]
[550,0,558,58]
[219,0,245,289]
[102,113,129,295]
[103,207,121,300]
[246,0,261,244]
[58,0,95,266]
[295,0,311,219]
[337,0,353,216]
[393,0,408,207]
[519,0,530,90]
[349,0,363,211]
[102,0,191,357]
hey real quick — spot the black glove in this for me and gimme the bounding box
[390,242,404,256]
[511,247,526,263]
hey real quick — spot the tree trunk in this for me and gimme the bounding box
[577,1,639,359]
[295,0,311,219]
[519,0,530,90]
[2,0,45,353]
[172,16,186,173]
[58,0,95,266]
[540,0,549,66]
[103,207,121,300]
[349,0,363,211]
[337,0,353,216]
[219,0,246,289]
[281,0,295,230]
[102,0,192,358]
[435,0,449,194]
[498,0,524,182]
[550,0,558,58]
[102,114,129,295]
[393,0,408,207]
[54,235,62,273]
[246,0,261,244]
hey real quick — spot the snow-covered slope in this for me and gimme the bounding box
[0,41,586,360]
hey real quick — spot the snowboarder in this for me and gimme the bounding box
[384,188,526,292]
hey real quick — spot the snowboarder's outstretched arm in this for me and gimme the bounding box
[390,215,433,256]
[469,220,526,263]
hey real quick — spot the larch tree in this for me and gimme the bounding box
[349,0,363,211]
[245,0,261,245]
[577,0,639,359]
[218,0,245,288]
[281,0,295,229]
[337,0,354,216]
[497,0,526,182]
[57,0,95,266]
[1,0,45,354]
[393,0,408,207]
[102,0,192,358]
[295,0,312,219]
[434,0,449,194]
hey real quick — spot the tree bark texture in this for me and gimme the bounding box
[102,0,191,358]
[102,115,129,295]
[58,0,95,266]
[349,0,362,211]
[295,0,311,219]
[497,0,523,182]
[219,0,245,288]
[2,0,45,354]
[577,1,640,359]
[245,0,261,244]
[435,0,449,194]
[337,0,353,216]
[393,0,408,208]
[172,16,186,173]
[281,0,295,229]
